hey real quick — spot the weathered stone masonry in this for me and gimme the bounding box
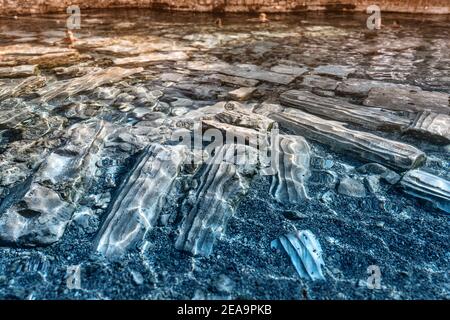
[0,0,448,15]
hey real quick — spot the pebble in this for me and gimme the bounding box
[380,170,401,185]
[131,107,152,119]
[115,92,135,103]
[96,87,120,100]
[364,175,381,193]
[320,190,336,204]
[171,107,189,116]
[337,177,366,197]
[131,270,144,285]
[153,101,171,114]
[149,90,164,99]
[170,97,193,109]
[214,274,235,293]
[118,103,134,112]
[356,163,400,185]
[376,221,385,228]
[281,210,307,220]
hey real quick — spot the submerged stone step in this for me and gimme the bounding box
[113,51,189,65]
[186,60,295,85]
[363,87,450,115]
[28,51,82,69]
[301,75,340,92]
[270,64,308,77]
[312,64,355,79]
[206,73,259,87]
[0,76,47,101]
[336,78,421,98]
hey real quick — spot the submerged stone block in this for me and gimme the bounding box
[0,120,109,246]
[364,87,450,115]
[0,65,37,78]
[37,67,143,103]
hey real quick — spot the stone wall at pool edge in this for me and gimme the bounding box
[0,0,449,15]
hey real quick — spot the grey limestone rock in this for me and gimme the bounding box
[364,87,450,115]
[0,120,110,246]
[337,177,366,198]
[0,65,38,78]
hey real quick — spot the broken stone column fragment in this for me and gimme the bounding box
[280,90,450,143]
[269,108,426,171]
[175,144,257,256]
[400,170,450,214]
[95,144,188,257]
[202,102,311,204]
[280,90,411,131]
[212,101,275,132]
[407,111,450,144]
[272,230,326,281]
[269,135,311,203]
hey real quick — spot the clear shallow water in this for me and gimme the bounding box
[1,10,449,90]
[0,10,449,300]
